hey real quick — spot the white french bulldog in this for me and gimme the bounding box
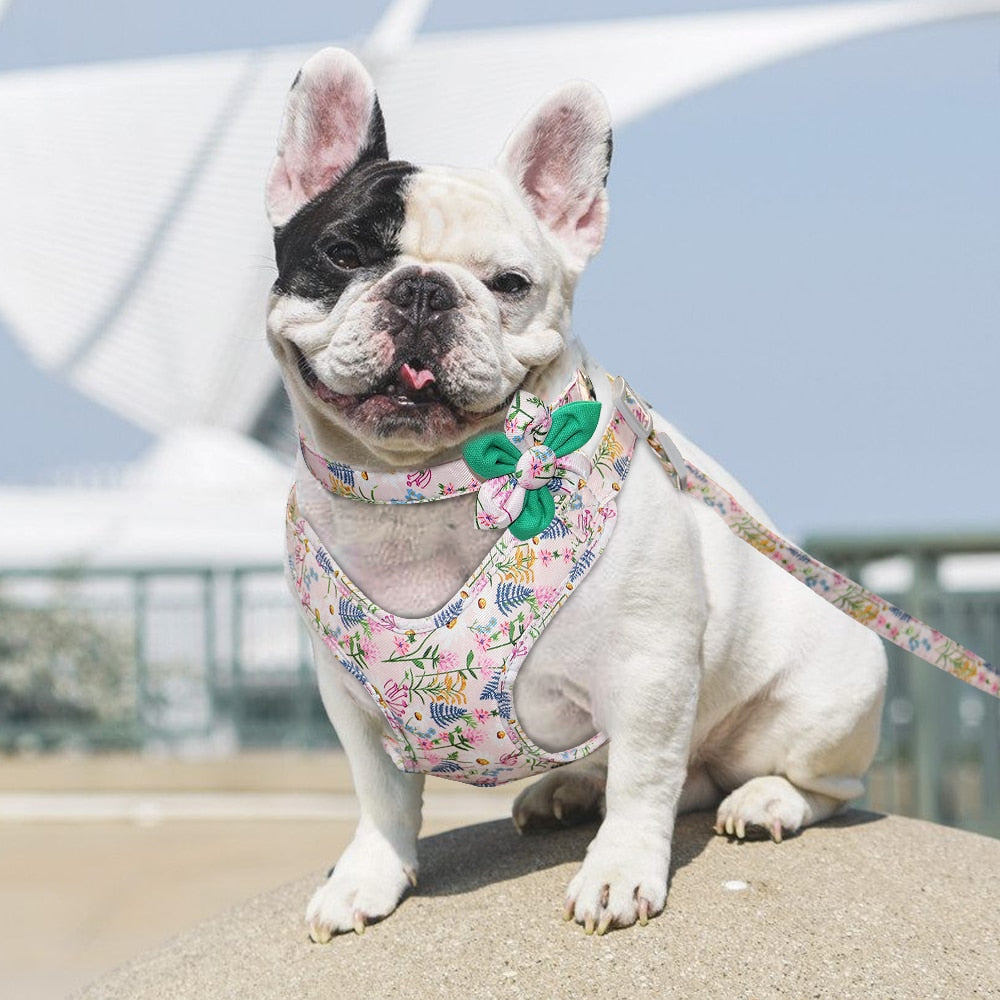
[265,48,886,940]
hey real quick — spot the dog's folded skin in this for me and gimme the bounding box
[265,48,887,940]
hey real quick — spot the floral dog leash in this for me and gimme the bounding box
[614,377,1000,700]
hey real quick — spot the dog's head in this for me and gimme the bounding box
[266,48,612,466]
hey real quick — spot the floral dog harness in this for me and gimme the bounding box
[287,374,640,786]
[288,367,1000,789]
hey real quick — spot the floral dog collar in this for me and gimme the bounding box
[297,373,594,520]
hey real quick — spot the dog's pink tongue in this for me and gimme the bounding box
[399,363,436,391]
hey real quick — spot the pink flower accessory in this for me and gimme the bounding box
[463,391,602,540]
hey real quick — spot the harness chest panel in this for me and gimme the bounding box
[287,396,638,786]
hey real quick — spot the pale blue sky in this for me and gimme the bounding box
[0,1,998,540]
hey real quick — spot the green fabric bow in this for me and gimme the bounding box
[463,400,602,540]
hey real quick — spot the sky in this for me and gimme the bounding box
[0,0,998,541]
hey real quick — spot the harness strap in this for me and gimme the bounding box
[616,377,1000,700]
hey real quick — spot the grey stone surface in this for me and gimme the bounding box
[78,810,1000,1000]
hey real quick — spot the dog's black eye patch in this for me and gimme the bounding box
[273,159,417,303]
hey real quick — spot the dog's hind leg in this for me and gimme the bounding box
[713,774,847,843]
[676,763,722,814]
[512,749,723,834]
[512,746,608,833]
[711,634,885,844]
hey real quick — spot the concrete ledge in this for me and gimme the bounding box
[78,810,999,1000]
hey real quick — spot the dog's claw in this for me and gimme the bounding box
[309,922,333,944]
[563,901,575,921]
[771,819,783,843]
[724,815,735,836]
[638,897,650,926]
[404,866,418,889]
[584,914,596,935]
[735,817,746,839]
[352,911,366,935]
[596,913,613,936]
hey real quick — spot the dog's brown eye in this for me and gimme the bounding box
[320,241,363,270]
[489,270,532,296]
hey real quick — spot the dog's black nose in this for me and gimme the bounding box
[385,270,458,329]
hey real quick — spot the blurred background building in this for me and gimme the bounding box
[0,0,998,836]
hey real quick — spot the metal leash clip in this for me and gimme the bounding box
[612,375,689,493]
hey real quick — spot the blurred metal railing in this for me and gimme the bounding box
[805,533,1000,837]
[0,564,334,752]
[2,534,998,836]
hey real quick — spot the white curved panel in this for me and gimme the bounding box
[0,53,251,369]
[0,0,997,434]
[0,427,292,568]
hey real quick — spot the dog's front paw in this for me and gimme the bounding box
[306,834,417,942]
[714,775,811,843]
[563,824,669,935]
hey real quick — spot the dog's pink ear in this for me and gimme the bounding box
[498,83,612,271]
[266,48,387,227]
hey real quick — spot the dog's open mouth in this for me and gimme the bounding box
[296,348,444,409]
[293,346,484,439]
[292,346,520,439]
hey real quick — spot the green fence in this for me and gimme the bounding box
[1,535,998,836]
[805,533,1000,837]
[0,565,335,752]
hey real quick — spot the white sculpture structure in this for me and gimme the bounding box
[0,0,998,449]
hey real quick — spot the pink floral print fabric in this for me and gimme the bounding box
[287,392,640,785]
